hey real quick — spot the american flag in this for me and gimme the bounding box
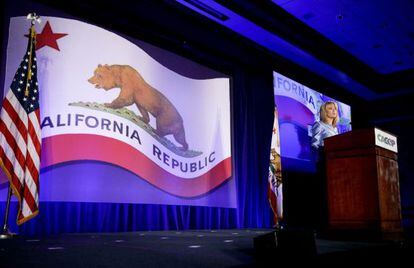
[0,25,41,225]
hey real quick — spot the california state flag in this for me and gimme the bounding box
[3,16,233,207]
[268,106,283,225]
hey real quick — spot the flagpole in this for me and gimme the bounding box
[0,184,14,239]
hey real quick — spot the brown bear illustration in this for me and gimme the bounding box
[88,64,188,151]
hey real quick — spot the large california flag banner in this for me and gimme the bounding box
[2,17,236,208]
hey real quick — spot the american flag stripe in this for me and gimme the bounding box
[29,112,41,153]
[0,146,23,193]
[22,199,32,218]
[0,123,26,170]
[25,155,39,189]
[2,95,29,139]
[0,107,27,155]
[22,177,37,211]
[21,193,37,217]
[24,165,38,197]
[0,130,26,179]
[0,111,27,156]
[27,134,40,167]
[0,25,41,225]
[25,149,39,178]
[33,109,40,127]
[27,120,40,157]
[0,144,25,186]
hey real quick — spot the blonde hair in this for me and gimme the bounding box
[319,101,339,126]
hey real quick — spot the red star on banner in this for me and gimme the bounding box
[27,21,68,51]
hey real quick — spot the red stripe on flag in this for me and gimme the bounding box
[22,184,38,213]
[34,109,40,123]
[2,98,28,140]
[28,116,41,154]
[267,184,278,223]
[25,154,39,185]
[0,147,23,194]
[0,120,27,170]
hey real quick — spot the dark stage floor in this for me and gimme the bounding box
[0,229,412,267]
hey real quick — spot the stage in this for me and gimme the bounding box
[0,229,412,267]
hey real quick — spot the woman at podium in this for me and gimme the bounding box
[311,101,339,150]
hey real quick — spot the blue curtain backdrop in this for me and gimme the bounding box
[0,66,275,235]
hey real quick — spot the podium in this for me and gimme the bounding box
[324,128,402,233]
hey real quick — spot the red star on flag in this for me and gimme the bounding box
[27,21,68,51]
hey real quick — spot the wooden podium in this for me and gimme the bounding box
[324,128,402,233]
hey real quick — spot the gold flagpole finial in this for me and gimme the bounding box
[26,13,41,25]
